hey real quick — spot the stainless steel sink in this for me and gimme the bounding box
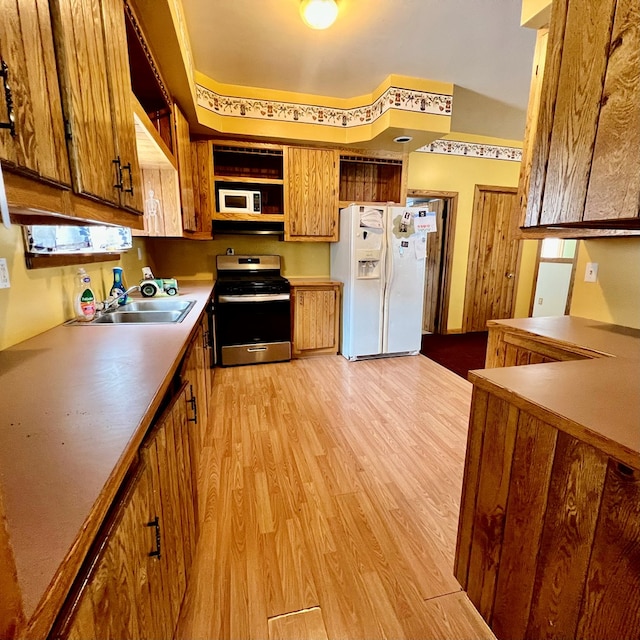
[119,299,193,312]
[67,299,196,325]
[93,310,186,324]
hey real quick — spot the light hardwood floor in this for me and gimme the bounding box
[176,355,495,640]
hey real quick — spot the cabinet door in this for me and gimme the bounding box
[101,0,143,213]
[49,0,142,213]
[526,0,640,227]
[174,103,197,232]
[54,461,167,640]
[0,0,70,185]
[285,147,339,241]
[292,286,340,356]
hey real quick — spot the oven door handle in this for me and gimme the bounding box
[217,294,291,303]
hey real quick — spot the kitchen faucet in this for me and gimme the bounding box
[99,285,140,313]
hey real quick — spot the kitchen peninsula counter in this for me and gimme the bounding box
[456,315,640,640]
[471,316,640,466]
[0,281,213,638]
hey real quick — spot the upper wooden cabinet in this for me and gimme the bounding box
[0,0,70,186]
[49,0,143,214]
[284,146,339,241]
[520,0,640,232]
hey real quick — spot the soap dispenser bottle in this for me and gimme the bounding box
[110,266,127,305]
[74,268,96,321]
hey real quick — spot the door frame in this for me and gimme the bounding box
[407,188,458,334]
[462,184,521,333]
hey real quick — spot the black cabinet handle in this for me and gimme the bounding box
[146,516,161,558]
[0,60,16,137]
[187,384,198,424]
[122,162,134,195]
[113,157,124,190]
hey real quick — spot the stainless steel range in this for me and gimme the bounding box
[214,255,291,366]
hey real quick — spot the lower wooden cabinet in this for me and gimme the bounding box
[291,282,341,357]
[485,323,598,368]
[51,384,196,640]
[180,316,213,523]
[455,388,640,640]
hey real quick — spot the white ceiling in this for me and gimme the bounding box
[181,0,537,141]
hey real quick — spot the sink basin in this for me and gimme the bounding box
[93,310,186,324]
[67,299,196,325]
[119,299,193,312]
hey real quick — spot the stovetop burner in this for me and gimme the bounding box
[214,255,290,296]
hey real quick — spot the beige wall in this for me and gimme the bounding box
[571,238,640,329]
[147,236,329,279]
[0,225,152,350]
[407,133,538,332]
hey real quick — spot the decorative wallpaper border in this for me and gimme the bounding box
[415,139,522,162]
[196,84,452,128]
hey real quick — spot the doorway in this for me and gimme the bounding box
[530,238,578,317]
[407,189,458,334]
[462,185,520,332]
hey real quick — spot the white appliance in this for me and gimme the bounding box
[331,204,437,361]
[218,188,262,213]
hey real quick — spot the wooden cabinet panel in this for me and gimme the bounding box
[526,433,608,639]
[100,0,142,213]
[191,139,214,237]
[0,0,70,185]
[174,103,196,232]
[521,0,640,231]
[291,284,341,357]
[50,0,118,205]
[54,384,198,640]
[285,147,339,241]
[456,386,640,640]
[583,0,640,223]
[577,460,640,640]
[49,0,142,213]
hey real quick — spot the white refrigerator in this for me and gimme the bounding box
[330,204,437,361]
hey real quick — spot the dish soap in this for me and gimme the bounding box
[110,266,128,305]
[74,268,96,321]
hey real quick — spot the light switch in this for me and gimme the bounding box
[584,262,598,283]
[0,258,10,288]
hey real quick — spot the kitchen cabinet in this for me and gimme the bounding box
[484,319,597,368]
[339,150,407,206]
[0,0,70,186]
[49,0,143,214]
[174,102,198,234]
[212,140,285,221]
[455,387,640,640]
[291,281,341,357]
[52,384,196,640]
[180,315,213,522]
[284,146,339,241]
[520,0,640,232]
[188,139,215,238]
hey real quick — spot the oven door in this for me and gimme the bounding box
[215,293,291,366]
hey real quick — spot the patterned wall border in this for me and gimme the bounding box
[196,84,452,128]
[415,139,522,162]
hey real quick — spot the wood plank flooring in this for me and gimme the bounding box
[176,355,495,640]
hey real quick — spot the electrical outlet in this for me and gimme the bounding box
[0,258,10,288]
[584,262,598,283]
[538,297,543,305]
[137,247,142,260]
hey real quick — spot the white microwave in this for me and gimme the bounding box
[219,189,262,214]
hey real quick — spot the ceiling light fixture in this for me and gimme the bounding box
[300,0,339,30]
[393,136,413,144]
